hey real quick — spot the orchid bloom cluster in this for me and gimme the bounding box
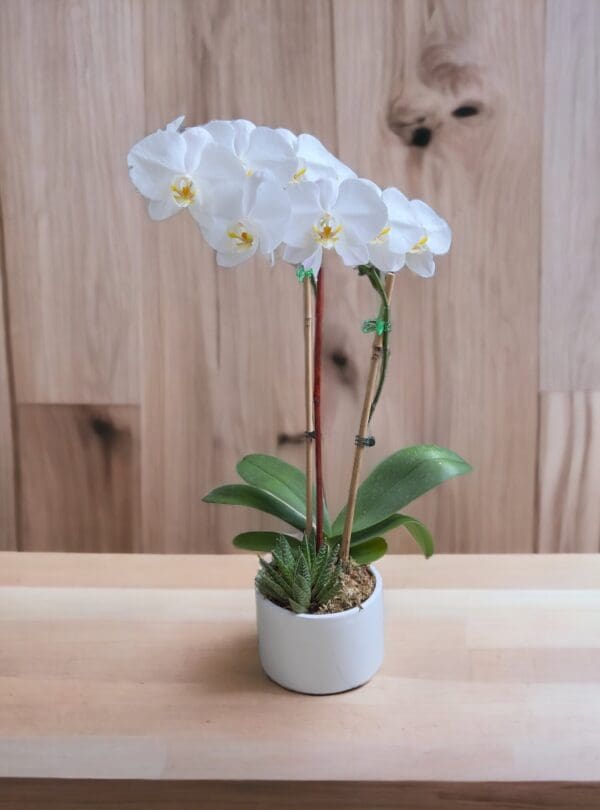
[128,117,451,275]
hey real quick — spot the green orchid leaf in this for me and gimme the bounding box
[333,445,471,534]
[328,513,434,559]
[236,454,332,536]
[232,531,299,552]
[237,455,306,515]
[328,514,409,547]
[350,537,388,565]
[203,484,306,531]
[389,514,434,558]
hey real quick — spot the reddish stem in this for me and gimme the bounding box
[314,262,324,551]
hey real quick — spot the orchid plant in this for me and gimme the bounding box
[128,117,471,601]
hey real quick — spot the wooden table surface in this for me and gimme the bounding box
[1,552,599,809]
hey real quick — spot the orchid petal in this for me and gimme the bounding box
[368,241,405,274]
[406,250,436,278]
[333,179,387,243]
[127,128,186,199]
[230,119,255,157]
[196,143,247,189]
[382,188,424,253]
[298,133,356,182]
[216,240,259,268]
[276,127,298,148]
[249,180,291,253]
[335,241,369,267]
[246,127,297,183]
[283,244,323,275]
[147,197,180,221]
[410,199,452,254]
[182,126,214,174]
[284,182,322,246]
[203,120,236,150]
[316,178,339,213]
[166,115,185,132]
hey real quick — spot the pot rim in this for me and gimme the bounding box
[255,564,382,620]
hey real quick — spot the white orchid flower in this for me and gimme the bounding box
[203,119,297,186]
[201,173,291,267]
[127,116,246,224]
[282,178,387,274]
[403,199,452,277]
[277,129,356,186]
[367,188,452,277]
[367,187,425,273]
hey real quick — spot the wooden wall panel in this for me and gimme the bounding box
[536,0,600,554]
[0,0,144,404]
[537,393,600,552]
[18,405,140,552]
[0,0,596,554]
[139,0,338,551]
[0,209,17,549]
[540,0,600,391]
[331,0,544,552]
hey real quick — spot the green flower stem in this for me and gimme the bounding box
[358,265,392,423]
[340,270,396,561]
[368,268,391,422]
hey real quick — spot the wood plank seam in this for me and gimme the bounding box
[0,184,20,549]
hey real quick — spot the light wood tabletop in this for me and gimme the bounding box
[1,552,599,809]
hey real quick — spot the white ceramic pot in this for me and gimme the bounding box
[255,566,384,695]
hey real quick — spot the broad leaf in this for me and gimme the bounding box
[237,454,332,536]
[232,531,299,552]
[328,514,409,547]
[203,484,305,531]
[389,514,434,558]
[328,513,434,559]
[350,537,388,565]
[237,454,306,515]
[333,445,471,534]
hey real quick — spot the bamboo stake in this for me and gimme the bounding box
[303,276,314,537]
[314,263,325,551]
[340,273,396,562]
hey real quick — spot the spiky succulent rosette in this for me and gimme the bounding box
[255,535,342,614]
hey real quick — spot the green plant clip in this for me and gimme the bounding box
[296,265,313,282]
[362,318,392,336]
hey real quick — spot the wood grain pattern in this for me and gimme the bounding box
[1,553,600,799]
[0,0,144,404]
[4,552,600,589]
[541,0,600,390]
[537,392,600,552]
[1,779,599,810]
[0,0,597,554]
[139,0,338,551]
[332,0,543,552]
[17,405,140,551]
[0,202,17,549]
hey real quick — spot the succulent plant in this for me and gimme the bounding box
[255,535,342,614]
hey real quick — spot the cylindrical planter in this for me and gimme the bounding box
[255,566,384,695]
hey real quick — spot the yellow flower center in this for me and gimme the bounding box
[291,166,307,183]
[409,235,429,253]
[313,214,342,247]
[371,225,391,245]
[227,226,255,250]
[170,176,197,207]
